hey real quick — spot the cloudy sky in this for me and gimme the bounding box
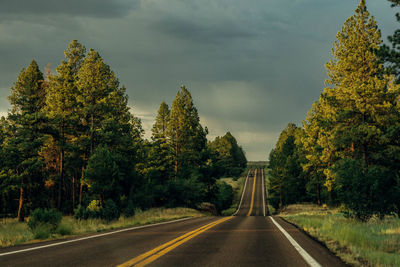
[0,0,397,160]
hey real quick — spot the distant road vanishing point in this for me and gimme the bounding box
[0,169,345,267]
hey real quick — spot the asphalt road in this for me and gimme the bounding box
[0,169,346,267]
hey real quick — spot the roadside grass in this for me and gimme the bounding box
[0,207,203,248]
[220,176,246,215]
[281,204,400,267]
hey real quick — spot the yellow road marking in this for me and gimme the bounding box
[117,216,233,267]
[247,169,257,216]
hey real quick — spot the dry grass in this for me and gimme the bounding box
[0,207,203,248]
[281,204,400,267]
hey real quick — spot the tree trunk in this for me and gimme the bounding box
[90,113,94,156]
[317,183,321,206]
[17,181,24,222]
[79,165,84,205]
[57,148,64,209]
[174,133,178,180]
[279,181,283,210]
[72,175,75,211]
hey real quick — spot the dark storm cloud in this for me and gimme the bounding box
[0,0,139,18]
[152,17,255,44]
[0,0,397,160]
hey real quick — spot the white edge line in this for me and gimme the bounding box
[232,169,251,216]
[269,217,321,267]
[0,217,193,257]
[262,169,266,217]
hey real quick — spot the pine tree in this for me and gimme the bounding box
[302,102,329,205]
[6,60,47,221]
[147,101,172,183]
[310,0,400,219]
[268,123,307,209]
[44,40,86,210]
[75,48,138,206]
[168,85,207,179]
[209,132,247,177]
[379,0,400,82]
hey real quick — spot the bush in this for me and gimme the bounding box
[74,205,88,220]
[28,208,62,234]
[31,224,52,239]
[56,222,74,236]
[214,182,234,213]
[125,201,135,218]
[101,199,120,222]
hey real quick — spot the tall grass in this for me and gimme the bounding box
[281,204,400,267]
[0,207,203,248]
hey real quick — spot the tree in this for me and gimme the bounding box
[84,145,121,204]
[268,123,307,209]
[147,101,173,183]
[75,49,137,206]
[309,0,400,219]
[302,101,336,205]
[5,60,47,221]
[379,0,400,83]
[168,85,207,180]
[209,132,247,178]
[44,40,86,210]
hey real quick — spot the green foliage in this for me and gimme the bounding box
[268,123,308,209]
[166,177,206,208]
[124,201,135,218]
[168,85,208,179]
[74,205,88,220]
[209,132,247,178]
[214,182,234,213]
[84,145,121,203]
[27,208,62,233]
[101,199,120,222]
[0,40,246,223]
[333,159,398,221]
[4,60,47,221]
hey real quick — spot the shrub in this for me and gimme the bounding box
[31,224,51,239]
[74,205,89,220]
[101,199,120,222]
[214,182,234,213]
[125,201,135,218]
[28,208,62,233]
[56,222,74,236]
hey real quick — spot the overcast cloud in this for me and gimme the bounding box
[0,0,397,160]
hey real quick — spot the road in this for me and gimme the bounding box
[0,169,345,267]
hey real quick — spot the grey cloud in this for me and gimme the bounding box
[0,0,139,19]
[0,0,397,160]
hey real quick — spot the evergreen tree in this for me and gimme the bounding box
[5,60,47,221]
[168,85,207,179]
[268,123,307,209]
[44,40,86,210]
[379,0,400,82]
[209,132,247,177]
[311,0,400,219]
[302,102,329,205]
[147,101,172,184]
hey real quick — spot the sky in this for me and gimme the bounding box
[0,0,397,161]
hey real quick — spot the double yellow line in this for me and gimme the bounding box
[247,169,257,216]
[118,216,233,267]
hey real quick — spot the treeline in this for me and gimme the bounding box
[0,40,247,220]
[268,0,400,221]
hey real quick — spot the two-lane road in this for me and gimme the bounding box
[0,169,346,266]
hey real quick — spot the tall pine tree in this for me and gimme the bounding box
[6,60,47,221]
[168,86,207,180]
